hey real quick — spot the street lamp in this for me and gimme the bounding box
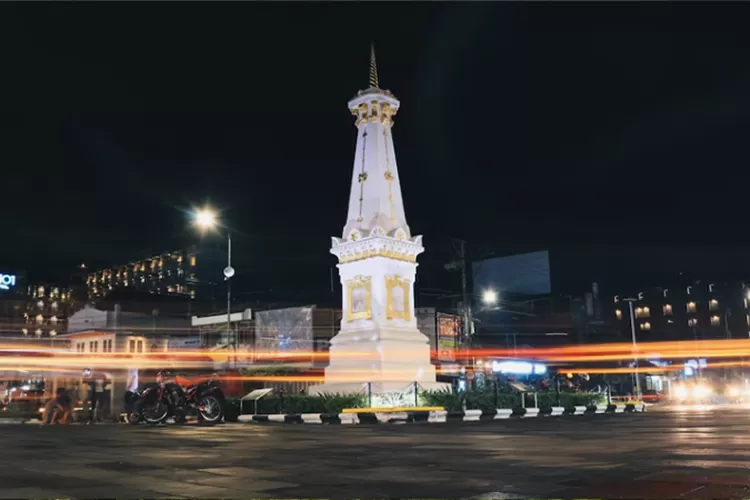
[623,298,642,400]
[192,207,235,366]
[482,289,498,307]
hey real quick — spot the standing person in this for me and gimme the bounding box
[83,368,111,424]
[125,366,139,414]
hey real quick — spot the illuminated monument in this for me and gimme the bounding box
[309,47,449,400]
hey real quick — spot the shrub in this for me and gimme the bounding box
[420,387,606,412]
[245,393,367,415]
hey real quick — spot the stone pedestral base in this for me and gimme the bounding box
[307,325,451,402]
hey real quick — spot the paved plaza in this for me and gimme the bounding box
[2,407,750,498]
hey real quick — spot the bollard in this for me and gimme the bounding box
[413,381,418,407]
[367,382,373,408]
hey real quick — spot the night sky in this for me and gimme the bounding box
[2,3,750,296]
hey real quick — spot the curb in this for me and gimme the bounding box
[239,404,647,425]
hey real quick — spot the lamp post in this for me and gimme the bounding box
[193,207,236,367]
[623,298,642,400]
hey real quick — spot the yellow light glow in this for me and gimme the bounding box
[674,385,688,399]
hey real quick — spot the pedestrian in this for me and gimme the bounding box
[43,387,72,425]
[125,366,139,415]
[83,368,111,424]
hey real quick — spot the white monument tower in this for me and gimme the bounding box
[309,47,449,401]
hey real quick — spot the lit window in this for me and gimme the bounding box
[688,318,698,327]
[642,307,650,317]
[711,315,721,326]
[35,314,43,324]
[639,322,651,331]
[746,315,750,327]
[34,329,42,337]
[37,300,44,309]
[21,328,28,336]
[49,330,57,337]
[37,286,45,298]
[635,307,650,318]
[190,255,197,267]
[137,340,143,353]
[50,315,58,324]
[177,255,183,264]
[51,301,58,311]
[709,299,719,311]
[687,302,697,313]
[615,309,622,320]
[663,304,673,316]
[129,340,136,353]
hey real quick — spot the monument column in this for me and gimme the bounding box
[309,47,449,401]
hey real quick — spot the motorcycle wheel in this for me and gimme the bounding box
[198,395,223,423]
[136,399,169,425]
[127,410,141,425]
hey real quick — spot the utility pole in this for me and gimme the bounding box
[623,298,642,400]
[459,240,473,347]
[445,239,474,381]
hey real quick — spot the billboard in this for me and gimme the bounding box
[437,313,460,362]
[472,250,551,296]
[168,336,202,351]
[254,306,314,355]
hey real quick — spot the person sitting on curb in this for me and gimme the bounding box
[43,387,72,425]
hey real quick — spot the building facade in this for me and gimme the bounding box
[23,283,75,339]
[612,279,750,341]
[0,270,27,335]
[86,245,226,301]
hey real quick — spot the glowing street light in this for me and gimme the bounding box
[482,289,498,306]
[191,206,235,366]
[193,208,218,231]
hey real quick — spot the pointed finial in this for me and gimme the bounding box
[369,44,379,89]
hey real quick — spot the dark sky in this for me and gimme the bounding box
[2,3,750,295]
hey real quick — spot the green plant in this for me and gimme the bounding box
[317,393,367,413]
[241,366,305,376]
[419,387,606,412]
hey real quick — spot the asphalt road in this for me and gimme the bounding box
[3,407,750,499]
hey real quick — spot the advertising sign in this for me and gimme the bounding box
[168,336,202,351]
[254,306,314,355]
[437,313,460,362]
[0,274,16,291]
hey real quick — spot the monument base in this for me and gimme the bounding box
[307,325,451,407]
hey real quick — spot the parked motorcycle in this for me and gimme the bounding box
[130,377,225,425]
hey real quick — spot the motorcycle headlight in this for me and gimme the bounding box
[693,385,712,398]
[674,386,688,399]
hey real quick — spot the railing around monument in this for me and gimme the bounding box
[359,381,427,408]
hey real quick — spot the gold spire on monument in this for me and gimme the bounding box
[369,43,379,89]
[355,44,394,99]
